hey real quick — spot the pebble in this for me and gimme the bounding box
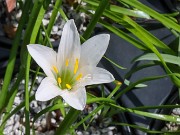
[31,100,38,108]
[57,30,62,36]
[108,126,116,130]
[34,122,40,128]
[41,102,47,110]
[34,107,40,113]
[42,19,49,26]
[51,111,56,117]
[14,97,21,105]
[22,126,25,133]
[172,108,180,115]
[15,129,21,135]
[77,131,83,135]
[82,131,90,135]
[6,118,14,126]
[108,131,113,135]
[15,10,22,21]
[9,132,14,135]
[51,118,56,124]
[41,119,46,128]
[101,128,109,133]
[50,38,55,42]
[13,122,20,130]
[92,130,100,135]
[4,125,13,134]
[52,25,58,32]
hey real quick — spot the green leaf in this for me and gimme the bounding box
[124,79,147,88]
[83,0,150,18]
[117,0,180,33]
[134,53,180,66]
[103,56,126,70]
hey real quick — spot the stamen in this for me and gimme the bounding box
[52,66,58,73]
[58,77,61,85]
[74,59,79,74]
[65,59,69,67]
[66,84,72,89]
[76,73,83,81]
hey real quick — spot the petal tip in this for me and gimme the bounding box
[100,34,110,41]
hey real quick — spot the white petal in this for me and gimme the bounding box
[61,87,86,110]
[35,77,65,101]
[78,66,115,86]
[27,44,56,77]
[80,34,110,67]
[57,20,81,68]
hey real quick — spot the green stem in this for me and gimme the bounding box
[25,54,31,135]
[82,0,109,39]
[54,108,80,135]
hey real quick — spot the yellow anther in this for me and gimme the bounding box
[76,73,83,81]
[74,59,79,74]
[66,84,72,89]
[58,77,62,85]
[52,66,58,73]
[65,59,69,67]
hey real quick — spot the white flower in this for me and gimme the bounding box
[27,19,115,110]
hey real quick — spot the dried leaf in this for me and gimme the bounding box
[6,0,16,13]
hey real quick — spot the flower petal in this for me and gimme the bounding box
[78,66,115,86]
[80,34,110,67]
[57,20,81,68]
[61,87,86,110]
[27,44,56,77]
[35,77,65,101]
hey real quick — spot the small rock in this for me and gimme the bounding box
[92,131,100,135]
[82,131,90,135]
[77,131,83,135]
[31,101,38,108]
[4,125,13,134]
[52,26,58,32]
[6,118,14,126]
[50,38,55,42]
[41,119,46,128]
[172,108,180,115]
[52,111,56,118]
[13,121,20,130]
[101,128,109,133]
[16,10,22,21]
[108,126,116,131]
[51,118,56,124]
[57,30,62,36]
[14,97,21,105]
[34,106,41,113]
[42,19,49,26]
[108,131,113,135]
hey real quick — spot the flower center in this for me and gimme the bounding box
[52,58,83,90]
